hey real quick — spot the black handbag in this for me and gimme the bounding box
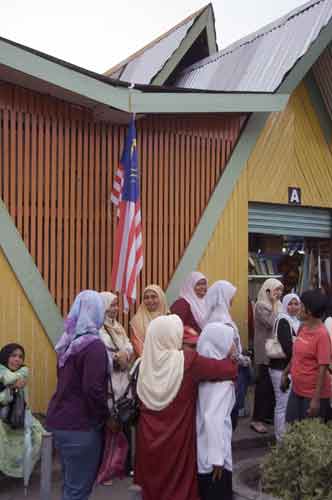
[5,388,26,429]
[109,362,140,426]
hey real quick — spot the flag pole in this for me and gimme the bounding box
[129,82,136,120]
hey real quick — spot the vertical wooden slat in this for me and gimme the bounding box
[190,134,196,236]
[88,123,95,289]
[185,135,191,244]
[3,109,9,206]
[168,127,175,278]
[140,124,147,289]
[94,123,101,291]
[62,119,70,313]
[10,110,17,222]
[106,126,114,291]
[69,119,77,304]
[100,124,107,292]
[146,124,153,287]
[43,116,51,286]
[163,128,169,286]
[56,117,64,310]
[37,116,44,273]
[158,127,164,288]
[75,121,83,296]
[17,112,23,234]
[81,121,89,291]
[23,113,31,247]
[205,137,211,202]
[49,118,57,298]
[30,114,37,261]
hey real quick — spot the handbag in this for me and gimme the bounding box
[5,388,26,429]
[265,318,286,360]
[109,361,140,426]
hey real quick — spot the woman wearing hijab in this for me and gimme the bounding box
[134,314,238,500]
[0,344,44,479]
[130,285,168,358]
[97,291,134,485]
[204,280,251,430]
[46,290,109,500]
[251,278,284,434]
[268,293,301,441]
[197,324,236,500]
[170,271,208,334]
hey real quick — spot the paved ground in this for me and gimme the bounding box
[0,417,274,500]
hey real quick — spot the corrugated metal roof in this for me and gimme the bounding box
[175,0,332,92]
[104,6,207,85]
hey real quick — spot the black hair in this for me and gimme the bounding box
[300,289,327,319]
[0,343,25,368]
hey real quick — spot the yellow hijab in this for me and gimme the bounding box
[130,285,168,344]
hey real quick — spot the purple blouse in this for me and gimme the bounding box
[46,339,109,431]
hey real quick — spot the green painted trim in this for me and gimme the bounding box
[152,5,217,86]
[206,5,218,54]
[166,112,269,304]
[132,92,289,113]
[305,71,332,145]
[0,39,131,112]
[0,199,63,346]
[278,18,332,93]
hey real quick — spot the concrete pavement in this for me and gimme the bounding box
[0,417,273,500]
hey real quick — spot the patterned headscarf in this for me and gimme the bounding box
[55,290,105,368]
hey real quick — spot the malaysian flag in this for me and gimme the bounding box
[110,119,143,309]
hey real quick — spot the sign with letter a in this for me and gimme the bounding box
[288,187,301,205]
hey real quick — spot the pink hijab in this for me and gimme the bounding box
[180,272,208,329]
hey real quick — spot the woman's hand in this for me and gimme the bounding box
[212,465,223,482]
[114,351,129,370]
[14,379,26,389]
[280,372,290,393]
[307,397,320,417]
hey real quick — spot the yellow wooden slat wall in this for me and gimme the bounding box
[199,82,332,345]
[0,248,57,413]
[198,170,249,344]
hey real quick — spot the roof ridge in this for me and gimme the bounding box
[104,4,210,76]
[179,0,325,76]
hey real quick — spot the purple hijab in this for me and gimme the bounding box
[55,290,105,368]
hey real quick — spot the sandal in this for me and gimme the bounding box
[250,422,268,434]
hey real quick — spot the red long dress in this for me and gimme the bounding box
[135,350,237,500]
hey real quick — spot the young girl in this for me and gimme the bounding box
[196,323,236,500]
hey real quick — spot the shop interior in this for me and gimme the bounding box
[248,234,332,302]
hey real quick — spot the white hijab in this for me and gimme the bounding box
[279,293,301,334]
[197,322,235,360]
[137,315,185,411]
[257,278,283,312]
[203,280,242,355]
[180,271,208,328]
[204,280,236,326]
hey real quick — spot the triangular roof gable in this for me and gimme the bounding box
[104,4,217,85]
[176,0,332,93]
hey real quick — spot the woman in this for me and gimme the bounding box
[283,289,331,423]
[268,293,301,441]
[97,291,134,484]
[130,285,168,357]
[251,278,284,434]
[134,314,238,500]
[204,280,251,430]
[197,323,236,500]
[46,290,109,500]
[170,271,208,334]
[0,343,44,478]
